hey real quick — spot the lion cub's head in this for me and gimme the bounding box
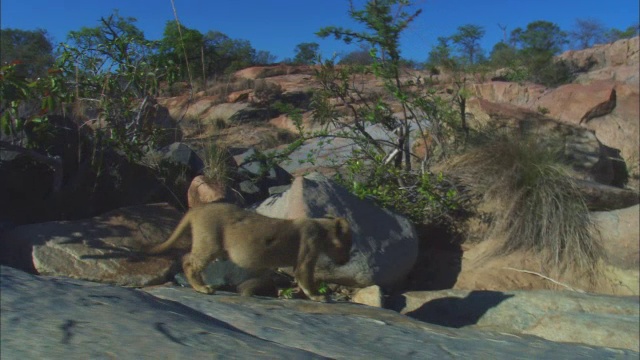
[325,217,352,265]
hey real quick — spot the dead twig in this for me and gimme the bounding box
[502,267,586,293]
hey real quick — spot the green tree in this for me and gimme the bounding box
[426,36,454,68]
[489,41,518,68]
[0,28,54,79]
[338,44,374,65]
[606,23,640,42]
[63,10,173,158]
[203,31,256,74]
[318,0,422,170]
[508,21,573,87]
[510,20,567,55]
[569,18,607,49]
[293,42,320,65]
[158,21,204,81]
[450,24,485,64]
[253,50,277,65]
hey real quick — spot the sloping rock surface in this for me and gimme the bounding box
[534,81,617,124]
[3,266,637,359]
[0,266,320,359]
[391,289,640,351]
[0,203,183,287]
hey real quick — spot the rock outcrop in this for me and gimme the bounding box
[469,37,639,184]
[558,36,639,72]
[466,99,631,189]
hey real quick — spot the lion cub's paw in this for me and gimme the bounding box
[194,285,216,295]
[308,294,329,302]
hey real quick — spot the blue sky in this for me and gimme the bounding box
[2,0,638,61]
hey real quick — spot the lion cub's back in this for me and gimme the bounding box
[222,211,300,269]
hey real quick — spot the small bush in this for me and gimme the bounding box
[447,130,604,276]
[210,116,227,130]
[537,106,550,115]
[333,151,467,224]
[203,77,254,99]
[252,80,283,107]
[530,58,576,87]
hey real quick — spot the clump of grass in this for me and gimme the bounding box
[202,142,234,186]
[210,116,227,130]
[447,129,604,277]
[252,79,283,107]
[203,76,255,99]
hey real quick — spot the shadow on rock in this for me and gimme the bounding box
[403,290,514,328]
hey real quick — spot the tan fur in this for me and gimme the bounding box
[145,202,352,301]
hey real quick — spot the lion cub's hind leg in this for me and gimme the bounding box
[182,230,223,295]
[182,252,216,294]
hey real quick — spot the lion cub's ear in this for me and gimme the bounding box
[335,217,348,232]
[334,217,352,241]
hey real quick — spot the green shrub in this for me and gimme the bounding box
[210,117,228,130]
[529,58,576,87]
[447,130,604,276]
[252,80,283,107]
[537,106,550,115]
[334,151,466,224]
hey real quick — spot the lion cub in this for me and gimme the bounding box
[146,202,352,301]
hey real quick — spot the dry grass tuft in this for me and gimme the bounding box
[447,129,604,277]
[201,142,234,186]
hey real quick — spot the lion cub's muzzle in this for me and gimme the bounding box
[333,248,351,265]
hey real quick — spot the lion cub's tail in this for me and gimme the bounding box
[144,213,192,255]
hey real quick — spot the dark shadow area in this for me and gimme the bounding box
[396,290,514,328]
[403,222,464,291]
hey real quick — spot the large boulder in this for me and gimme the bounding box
[256,172,418,288]
[187,175,240,208]
[533,81,617,124]
[390,289,640,351]
[0,203,183,287]
[154,142,205,177]
[592,205,640,270]
[4,266,637,359]
[234,147,293,204]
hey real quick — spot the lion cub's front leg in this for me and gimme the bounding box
[182,253,216,294]
[295,256,327,302]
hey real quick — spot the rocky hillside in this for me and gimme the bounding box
[159,37,639,187]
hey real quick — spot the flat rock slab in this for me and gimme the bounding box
[390,289,640,351]
[0,266,319,359]
[145,286,638,359]
[2,266,637,359]
[0,203,183,287]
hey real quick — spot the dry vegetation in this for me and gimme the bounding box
[445,129,605,278]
